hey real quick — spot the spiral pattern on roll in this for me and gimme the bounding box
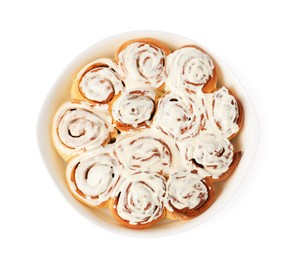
[78,58,124,103]
[113,130,172,173]
[154,93,206,140]
[166,46,215,92]
[117,41,168,88]
[112,171,166,226]
[209,87,240,138]
[66,151,120,207]
[165,171,210,219]
[186,132,234,178]
[52,101,113,160]
[112,89,155,129]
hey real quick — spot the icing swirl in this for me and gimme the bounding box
[113,129,173,173]
[77,58,124,103]
[165,171,209,218]
[117,42,167,89]
[209,87,240,138]
[166,47,215,92]
[112,89,155,129]
[112,171,166,226]
[66,150,120,207]
[186,132,234,178]
[52,101,113,160]
[153,93,206,140]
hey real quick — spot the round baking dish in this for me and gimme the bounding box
[37,31,259,237]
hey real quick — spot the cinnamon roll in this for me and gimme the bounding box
[208,87,243,139]
[113,129,174,174]
[115,38,171,89]
[66,150,120,207]
[165,171,214,220]
[166,46,217,94]
[186,132,241,180]
[153,93,206,140]
[52,100,113,161]
[111,89,156,131]
[71,58,124,103]
[110,171,166,229]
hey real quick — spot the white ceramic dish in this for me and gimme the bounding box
[37,31,259,237]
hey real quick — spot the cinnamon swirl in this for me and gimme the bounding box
[115,38,170,89]
[52,100,113,161]
[165,171,214,220]
[207,87,243,139]
[153,93,206,140]
[66,150,120,207]
[186,132,241,181]
[110,171,166,229]
[111,89,156,131]
[166,46,217,94]
[71,58,124,103]
[113,129,175,174]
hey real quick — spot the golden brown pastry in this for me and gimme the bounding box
[165,171,215,220]
[113,129,174,174]
[186,132,242,182]
[153,92,206,141]
[66,149,120,207]
[71,58,124,103]
[115,38,171,89]
[165,45,217,94]
[52,100,114,161]
[109,171,166,229]
[207,86,243,140]
[111,89,157,131]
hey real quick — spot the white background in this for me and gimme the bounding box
[1,0,296,259]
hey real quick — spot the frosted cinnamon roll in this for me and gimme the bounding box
[110,171,166,229]
[115,38,171,89]
[71,58,124,103]
[113,129,173,173]
[66,150,120,207]
[52,100,113,161]
[186,132,240,180]
[208,87,243,139]
[165,171,214,220]
[153,93,206,140]
[166,46,217,94]
[111,89,156,131]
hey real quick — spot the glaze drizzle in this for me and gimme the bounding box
[117,42,167,89]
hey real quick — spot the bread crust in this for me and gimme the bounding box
[109,197,165,230]
[177,44,217,93]
[165,178,215,220]
[114,38,171,62]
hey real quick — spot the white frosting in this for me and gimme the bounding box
[113,129,178,174]
[166,47,214,92]
[153,92,206,140]
[186,132,234,178]
[52,101,113,159]
[66,150,120,207]
[78,58,124,103]
[112,89,155,128]
[113,171,166,225]
[208,87,240,138]
[118,42,167,89]
[165,171,208,212]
